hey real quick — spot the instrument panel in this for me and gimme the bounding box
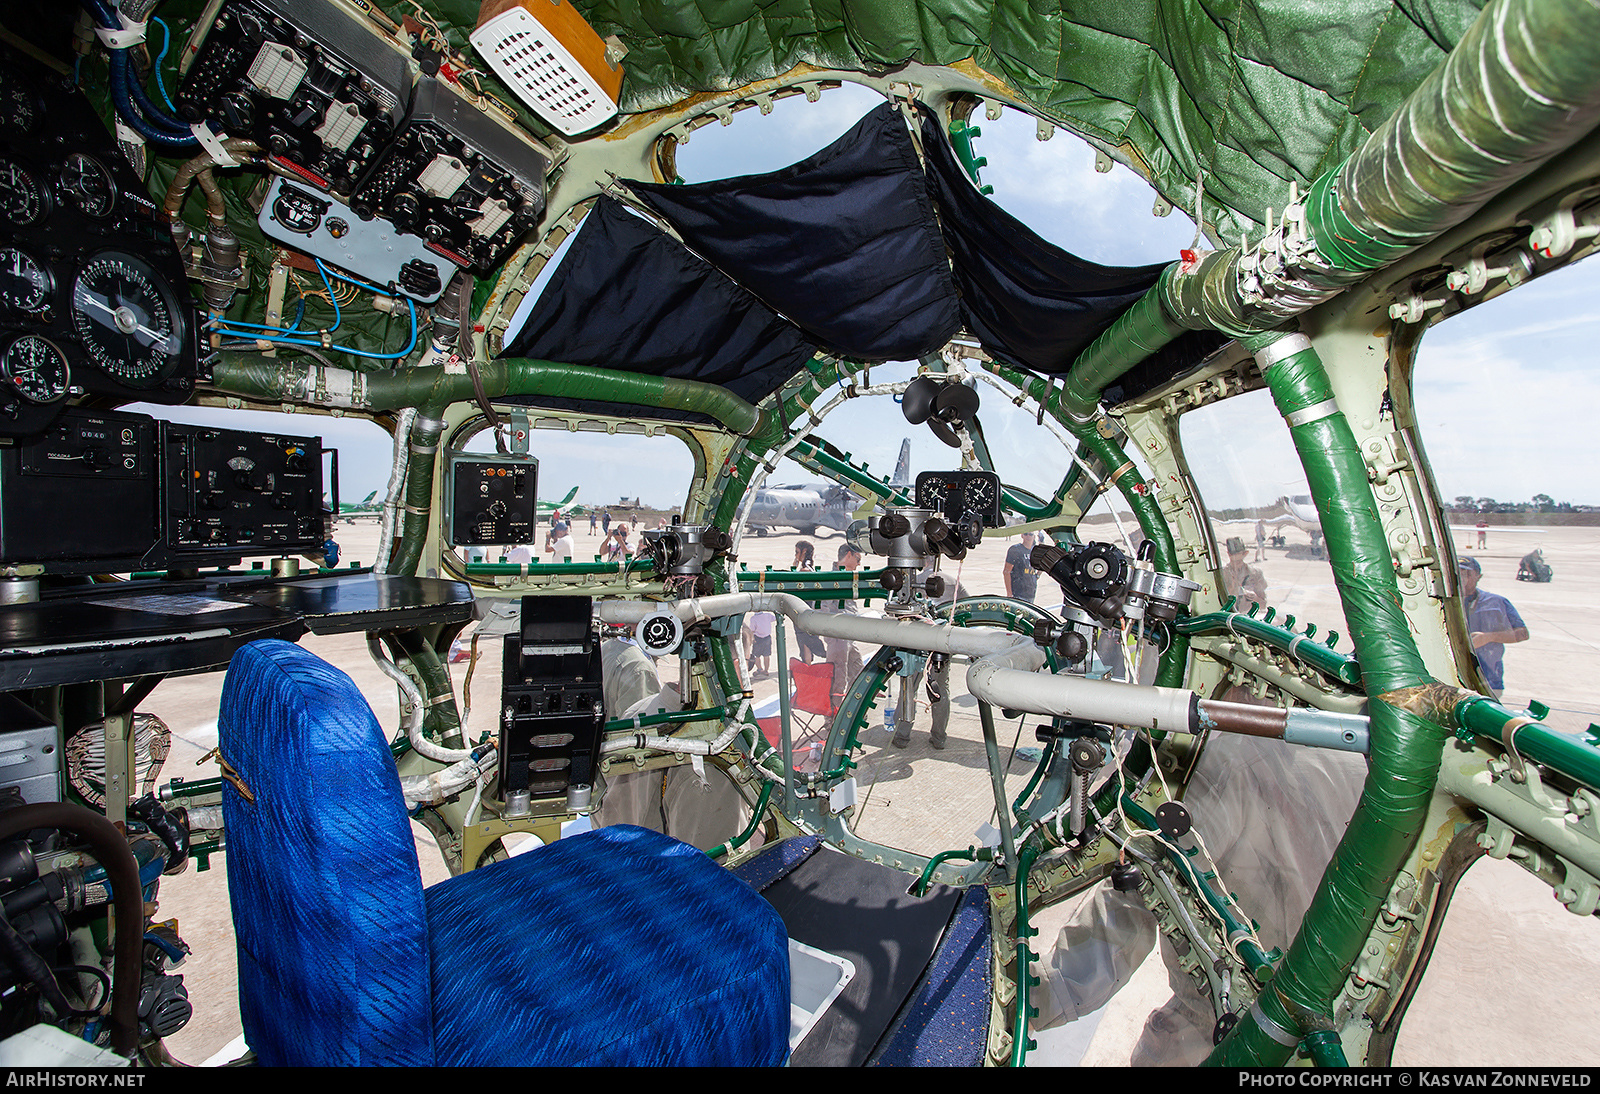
[914,470,1004,527]
[0,46,198,439]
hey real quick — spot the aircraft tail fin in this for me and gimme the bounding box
[561,486,579,506]
[363,490,378,504]
[890,438,912,487]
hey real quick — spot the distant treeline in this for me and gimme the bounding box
[1444,509,1600,527]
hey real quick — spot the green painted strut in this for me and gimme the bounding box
[1454,696,1600,792]
[1123,797,1275,976]
[705,779,774,861]
[1208,335,1438,1068]
[212,354,767,437]
[1175,610,1362,688]
[1057,265,1186,420]
[788,438,913,506]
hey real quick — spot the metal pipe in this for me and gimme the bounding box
[212,354,766,437]
[0,804,142,1055]
[705,779,775,861]
[776,618,795,815]
[595,593,1039,662]
[977,701,1018,879]
[1056,0,1600,405]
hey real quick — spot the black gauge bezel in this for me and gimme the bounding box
[69,250,189,387]
[58,153,117,219]
[0,246,55,315]
[0,156,51,228]
[0,333,71,404]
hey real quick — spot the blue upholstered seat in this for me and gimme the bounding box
[218,639,790,1067]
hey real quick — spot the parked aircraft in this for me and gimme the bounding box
[1,0,1596,1073]
[749,439,911,536]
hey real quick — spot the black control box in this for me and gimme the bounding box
[447,454,536,546]
[161,422,327,563]
[499,597,603,800]
[0,408,160,573]
[0,409,329,573]
[349,78,548,274]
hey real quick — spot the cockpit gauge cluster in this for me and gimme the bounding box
[914,470,1004,530]
[180,0,550,295]
[0,46,198,439]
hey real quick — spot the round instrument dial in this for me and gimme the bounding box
[963,475,998,517]
[58,153,116,218]
[0,157,49,227]
[0,248,54,314]
[1,335,70,403]
[70,252,186,385]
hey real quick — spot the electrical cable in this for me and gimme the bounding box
[149,17,177,113]
[208,261,419,361]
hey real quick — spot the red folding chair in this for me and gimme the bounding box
[753,659,837,772]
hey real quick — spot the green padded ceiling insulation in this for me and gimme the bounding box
[559,0,1490,242]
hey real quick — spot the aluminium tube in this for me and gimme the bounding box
[595,593,1041,663]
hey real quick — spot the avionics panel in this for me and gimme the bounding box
[0,408,160,573]
[161,423,328,563]
[446,453,537,546]
[0,410,329,573]
[0,45,199,438]
[349,77,548,274]
[175,0,412,195]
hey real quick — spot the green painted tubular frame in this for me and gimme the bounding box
[465,559,655,577]
[1208,338,1440,1068]
[1308,0,1600,271]
[1454,696,1600,792]
[1175,611,1363,687]
[1058,265,1186,420]
[787,438,913,506]
[1122,797,1275,977]
[212,354,766,437]
[705,779,774,860]
[602,705,728,735]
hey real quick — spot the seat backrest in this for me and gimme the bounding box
[218,639,434,1066]
[789,657,837,717]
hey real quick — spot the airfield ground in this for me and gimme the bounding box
[148,517,1600,1066]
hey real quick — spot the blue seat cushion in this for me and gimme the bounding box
[424,825,791,1067]
[219,640,433,1067]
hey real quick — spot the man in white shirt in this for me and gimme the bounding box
[546,521,575,563]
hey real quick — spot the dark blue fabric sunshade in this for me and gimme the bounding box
[628,102,961,362]
[501,98,1223,413]
[917,105,1168,374]
[501,196,815,414]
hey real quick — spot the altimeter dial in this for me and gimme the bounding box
[70,252,186,385]
[1,335,70,403]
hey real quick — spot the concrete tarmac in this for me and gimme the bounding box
[148,516,1600,1065]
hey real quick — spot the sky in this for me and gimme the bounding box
[165,80,1599,514]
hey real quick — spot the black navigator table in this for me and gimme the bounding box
[0,572,474,690]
